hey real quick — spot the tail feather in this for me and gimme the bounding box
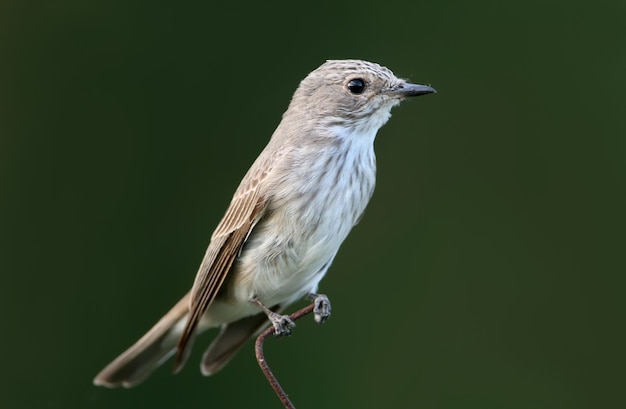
[93,293,190,388]
[201,305,281,376]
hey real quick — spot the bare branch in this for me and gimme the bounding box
[255,303,316,409]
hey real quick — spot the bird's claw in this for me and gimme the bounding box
[269,313,296,337]
[312,294,331,324]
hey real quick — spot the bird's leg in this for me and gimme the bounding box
[307,293,331,324]
[251,297,296,337]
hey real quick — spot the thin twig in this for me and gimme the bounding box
[255,303,316,409]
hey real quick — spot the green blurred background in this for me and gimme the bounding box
[1,0,624,408]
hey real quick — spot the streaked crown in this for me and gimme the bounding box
[287,60,409,122]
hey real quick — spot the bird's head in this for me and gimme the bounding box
[287,59,435,133]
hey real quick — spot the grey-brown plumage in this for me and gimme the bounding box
[93,59,435,388]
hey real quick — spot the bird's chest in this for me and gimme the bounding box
[233,147,376,303]
[284,145,376,255]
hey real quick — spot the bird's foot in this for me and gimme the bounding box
[251,297,296,337]
[308,293,331,324]
[267,311,296,337]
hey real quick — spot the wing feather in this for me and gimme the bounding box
[173,154,272,370]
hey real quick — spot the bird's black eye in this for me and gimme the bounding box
[347,78,366,94]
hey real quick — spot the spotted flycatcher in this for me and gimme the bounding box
[94,59,436,387]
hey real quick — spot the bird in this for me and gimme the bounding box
[93,59,436,388]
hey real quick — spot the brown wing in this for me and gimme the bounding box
[173,156,272,371]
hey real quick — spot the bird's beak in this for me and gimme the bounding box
[388,82,437,98]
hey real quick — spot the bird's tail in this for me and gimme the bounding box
[93,293,191,388]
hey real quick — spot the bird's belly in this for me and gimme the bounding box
[228,216,347,309]
[213,157,374,323]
